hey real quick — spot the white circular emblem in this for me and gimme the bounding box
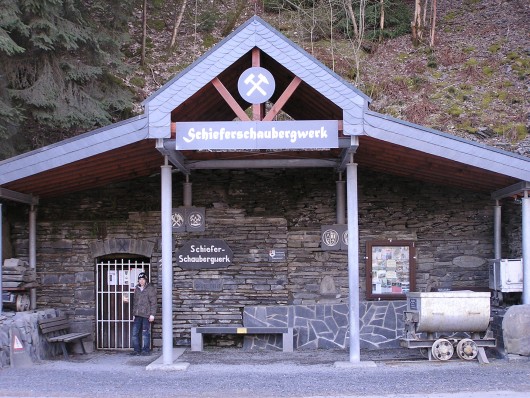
[238,67,275,104]
[322,228,340,247]
[342,230,348,246]
[187,211,203,228]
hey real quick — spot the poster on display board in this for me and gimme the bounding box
[366,240,416,300]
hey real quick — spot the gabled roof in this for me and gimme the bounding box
[144,16,370,138]
[0,116,148,184]
[0,16,528,200]
[363,111,530,182]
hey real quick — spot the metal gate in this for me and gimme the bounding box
[96,259,151,350]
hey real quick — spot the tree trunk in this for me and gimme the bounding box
[141,0,147,66]
[379,0,385,42]
[411,0,423,46]
[430,0,437,47]
[169,0,188,50]
[344,0,366,83]
[345,0,359,39]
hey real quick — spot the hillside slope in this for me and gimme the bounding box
[126,0,529,156]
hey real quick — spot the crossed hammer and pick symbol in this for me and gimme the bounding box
[244,72,270,96]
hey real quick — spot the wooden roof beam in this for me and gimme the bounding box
[251,47,265,121]
[263,76,302,122]
[211,77,250,121]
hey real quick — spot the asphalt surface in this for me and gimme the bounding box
[0,348,529,398]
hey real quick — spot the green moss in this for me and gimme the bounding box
[427,55,437,68]
[457,120,478,134]
[492,122,527,141]
[488,42,503,54]
[145,36,154,49]
[482,65,494,76]
[481,93,494,107]
[492,125,506,135]
[498,79,514,88]
[464,58,478,67]
[515,123,528,140]
[443,11,458,21]
[431,71,442,79]
[448,105,464,116]
[431,91,443,100]
[410,75,426,89]
[397,53,408,62]
[129,76,145,87]
[151,19,166,32]
[497,91,508,101]
[463,46,475,54]
[511,56,529,79]
[202,34,217,49]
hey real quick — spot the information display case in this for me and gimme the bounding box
[366,240,416,300]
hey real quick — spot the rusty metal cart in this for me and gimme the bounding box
[400,291,496,363]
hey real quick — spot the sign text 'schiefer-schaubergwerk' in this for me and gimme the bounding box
[176,120,338,150]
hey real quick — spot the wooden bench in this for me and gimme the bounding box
[191,325,294,352]
[38,316,91,359]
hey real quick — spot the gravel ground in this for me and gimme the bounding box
[0,348,529,398]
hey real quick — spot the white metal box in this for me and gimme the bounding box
[489,259,523,293]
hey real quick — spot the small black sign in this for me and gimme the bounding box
[409,298,418,311]
[177,239,233,269]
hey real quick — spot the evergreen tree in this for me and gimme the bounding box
[0,0,136,159]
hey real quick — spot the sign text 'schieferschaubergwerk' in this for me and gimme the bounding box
[175,120,338,150]
[177,239,233,269]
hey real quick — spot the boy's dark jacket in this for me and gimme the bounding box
[133,282,157,318]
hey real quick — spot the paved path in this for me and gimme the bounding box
[0,348,529,397]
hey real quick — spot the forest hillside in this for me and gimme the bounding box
[1,0,528,158]
[124,0,529,155]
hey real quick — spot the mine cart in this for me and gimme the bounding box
[400,291,496,363]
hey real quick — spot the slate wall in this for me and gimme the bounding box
[5,169,522,350]
[0,309,91,369]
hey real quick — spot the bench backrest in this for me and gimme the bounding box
[38,315,70,335]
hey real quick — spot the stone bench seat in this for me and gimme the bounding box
[191,325,293,352]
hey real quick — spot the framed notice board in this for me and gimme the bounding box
[366,240,416,300]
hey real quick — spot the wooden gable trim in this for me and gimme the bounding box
[211,77,250,121]
[263,76,302,122]
[251,47,265,120]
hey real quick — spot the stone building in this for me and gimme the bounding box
[1,17,529,362]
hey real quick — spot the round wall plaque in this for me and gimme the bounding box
[237,67,275,104]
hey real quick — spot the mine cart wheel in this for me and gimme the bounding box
[16,294,31,312]
[431,338,454,361]
[456,338,478,360]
